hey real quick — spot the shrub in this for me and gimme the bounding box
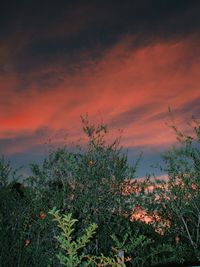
[2,115,198,266]
[49,207,128,266]
[30,115,137,254]
[132,119,200,263]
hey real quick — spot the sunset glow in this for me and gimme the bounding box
[0,1,200,176]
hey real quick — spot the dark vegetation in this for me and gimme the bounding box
[0,115,200,266]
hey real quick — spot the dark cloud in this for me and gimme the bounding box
[147,111,168,123]
[33,71,65,88]
[1,0,200,76]
[110,102,159,128]
[178,97,200,119]
[0,127,49,153]
[2,1,200,38]
[0,125,73,155]
[16,70,66,91]
[148,98,200,125]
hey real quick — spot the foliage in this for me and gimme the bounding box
[1,115,200,266]
[111,225,180,267]
[0,155,20,187]
[30,115,137,254]
[134,119,200,263]
[159,120,200,260]
[0,157,60,267]
[49,207,128,266]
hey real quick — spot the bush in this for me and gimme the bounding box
[132,119,200,263]
[0,157,61,266]
[30,115,137,255]
[2,115,199,266]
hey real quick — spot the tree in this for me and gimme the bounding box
[31,115,137,254]
[137,119,200,262]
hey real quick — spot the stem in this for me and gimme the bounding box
[180,215,197,255]
[196,213,200,245]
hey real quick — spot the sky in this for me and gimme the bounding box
[0,0,200,178]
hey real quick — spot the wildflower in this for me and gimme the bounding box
[191,182,198,190]
[39,211,46,220]
[24,239,30,247]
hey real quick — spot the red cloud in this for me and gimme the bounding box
[1,35,200,154]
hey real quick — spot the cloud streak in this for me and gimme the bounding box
[0,35,200,157]
[0,1,200,179]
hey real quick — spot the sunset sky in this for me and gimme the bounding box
[0,0,200,177]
